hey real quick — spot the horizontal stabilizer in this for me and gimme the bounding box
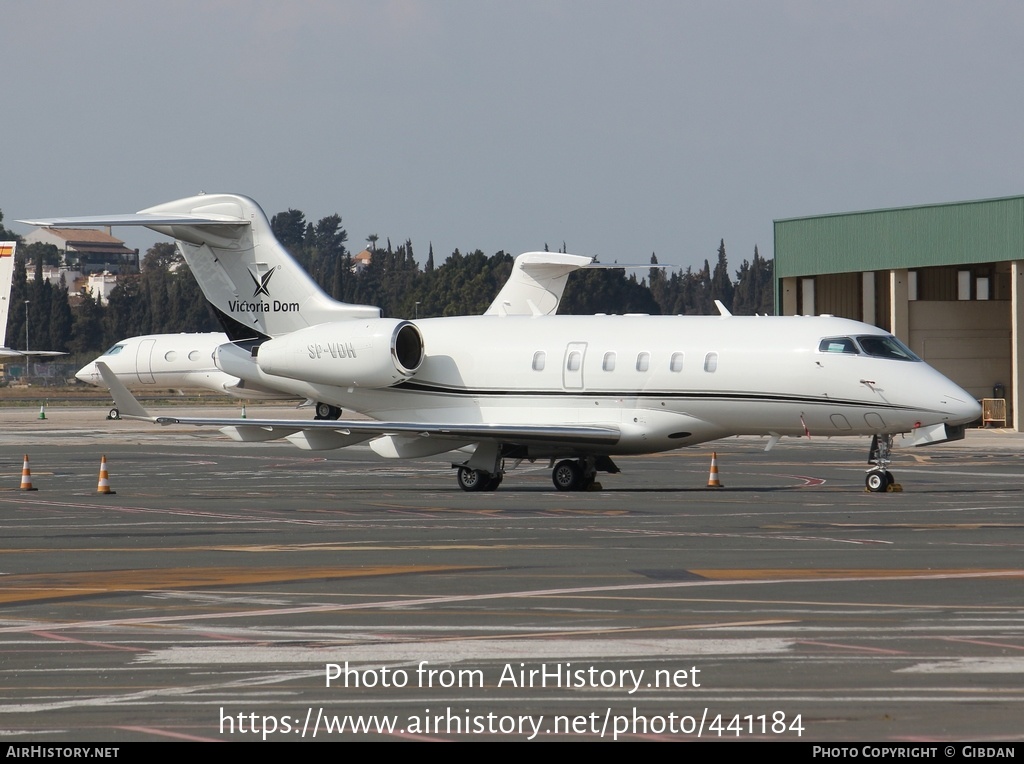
[18,213,247,228]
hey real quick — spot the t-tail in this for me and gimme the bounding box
[21,193,379,339]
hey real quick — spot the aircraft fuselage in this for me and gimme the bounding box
[243,313,979,458]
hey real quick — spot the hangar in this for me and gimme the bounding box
[774,195,1024,431]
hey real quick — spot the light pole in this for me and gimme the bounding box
[415,301,420,319]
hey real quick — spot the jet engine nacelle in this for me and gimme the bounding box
[255,319,424,388]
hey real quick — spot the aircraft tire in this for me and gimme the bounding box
[457,467,487,492]
[315,402,342,420]
[483,474,503,491]
[865,470,888,492]
[552,459,583,491]
[108,408,120,421]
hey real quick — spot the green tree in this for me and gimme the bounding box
[710,239,734,312]
[732,246,774,315]
[142,242,180,271]
[21,242,60,267]
[271,209,307,256]
[47,280,73,352]
[69,293,105,355]
[7,254,28,349]
[560,266,659,315]
[0,209,21,242]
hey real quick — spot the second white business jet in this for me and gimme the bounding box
[24,194,981,492]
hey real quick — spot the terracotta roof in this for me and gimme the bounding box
[43,228,127,245]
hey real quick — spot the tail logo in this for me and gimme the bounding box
[249,267,276,298]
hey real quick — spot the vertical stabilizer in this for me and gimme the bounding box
[20,195,380,339]
[138,194,379,337]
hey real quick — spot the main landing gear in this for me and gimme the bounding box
[455,466,504,492]
[314,402,342,420]
[865,434,902,492]
[551,458,598,492]
[454,454,618,492]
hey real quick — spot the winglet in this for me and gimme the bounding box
[714,300,733,317]
[95,362,157,421]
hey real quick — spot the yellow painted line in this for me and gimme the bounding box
[0,565,483,605]
[0,543,567,554]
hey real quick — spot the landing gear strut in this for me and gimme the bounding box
[865,434,899,492]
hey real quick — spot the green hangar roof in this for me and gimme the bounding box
[774,195,1024,278]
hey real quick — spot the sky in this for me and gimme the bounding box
[4,0,1024,275]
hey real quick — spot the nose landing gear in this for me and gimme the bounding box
[866,434,902,492]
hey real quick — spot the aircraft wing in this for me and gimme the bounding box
[96,362,620,449]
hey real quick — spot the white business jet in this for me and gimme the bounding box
[23,194,981,492]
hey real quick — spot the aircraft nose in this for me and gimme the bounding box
[76,363,98,385]
[944,391,982,425]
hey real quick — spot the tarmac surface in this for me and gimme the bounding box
[0,404,1022,742]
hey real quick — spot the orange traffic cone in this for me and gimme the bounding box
[20,455,38,491]
[96,455,116,495]
[706,452,723,488]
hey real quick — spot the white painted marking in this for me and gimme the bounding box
[898,658,1024,674]
[136,637,793,665]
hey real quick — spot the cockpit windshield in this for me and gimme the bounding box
[818,335,921,362]
[102,344,126,357]
[856,335,920,361]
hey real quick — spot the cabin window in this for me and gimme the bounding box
[703,352,718,372]
[567,351,581,372]
[818,337,858,354]
[603,352,616,371]
[164,351,178,362]
[669,352,684,372]
[636,352,650,372]
[188,350,201,361]
[532,351,546,371]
